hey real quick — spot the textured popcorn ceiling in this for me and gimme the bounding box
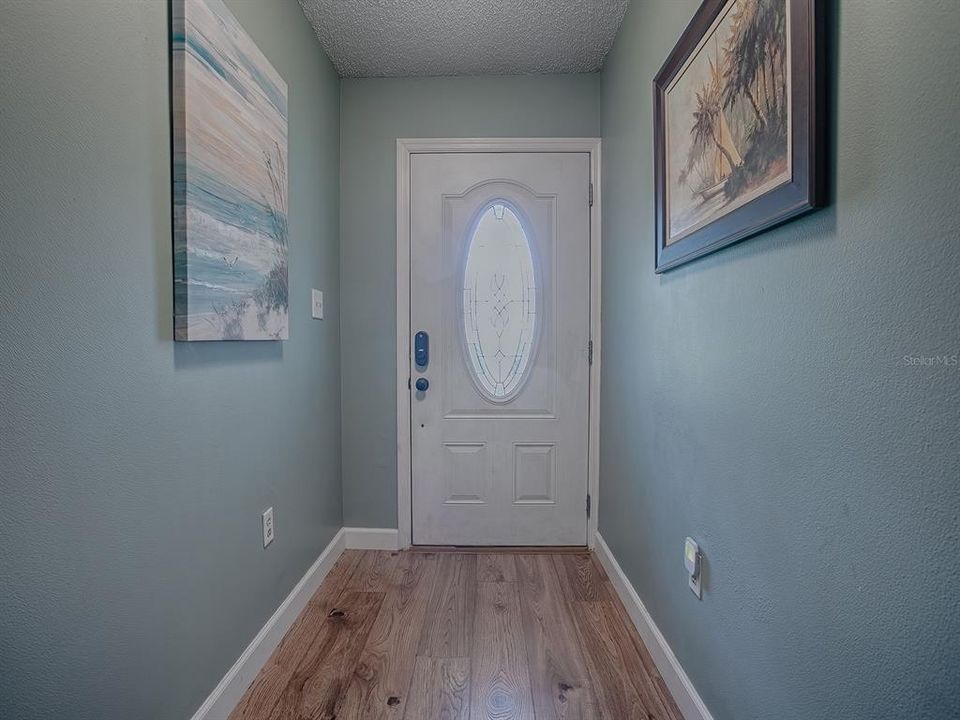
[298,0,629,77]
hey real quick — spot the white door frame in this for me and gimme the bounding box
[396,138,602,549]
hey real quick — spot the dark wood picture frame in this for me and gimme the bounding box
[654,0,826,272]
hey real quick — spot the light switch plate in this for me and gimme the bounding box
[311,289,324,320]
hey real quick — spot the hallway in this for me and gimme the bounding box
[2,1,958,718]
[229,549,683,719]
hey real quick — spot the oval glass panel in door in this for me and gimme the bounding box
[462,202,538,401]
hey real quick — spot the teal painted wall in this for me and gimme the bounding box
[339,75,600,528]
[0,2,341,718]
[598,1,960,719]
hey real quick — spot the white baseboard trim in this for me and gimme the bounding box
[343,527,400,551]
[594,532,714,720]
[189,527,347,720]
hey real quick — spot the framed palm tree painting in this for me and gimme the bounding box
[654,0,826,272]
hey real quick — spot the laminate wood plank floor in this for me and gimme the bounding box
[229,549,684,720]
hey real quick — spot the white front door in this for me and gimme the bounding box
[410,152,591,546]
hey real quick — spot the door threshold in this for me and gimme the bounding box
[409,545,589,554]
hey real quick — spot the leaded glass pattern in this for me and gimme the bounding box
[462,203,538,401]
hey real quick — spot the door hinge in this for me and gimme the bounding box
[589,182,594,207]
[586,493,592,518]
[587,340,594,366]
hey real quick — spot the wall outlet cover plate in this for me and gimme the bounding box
[684,537,702,599]
[262,507,275,548]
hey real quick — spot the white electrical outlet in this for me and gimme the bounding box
[311,289,324,320]
[684,537,702,599]
[262,507,274,548]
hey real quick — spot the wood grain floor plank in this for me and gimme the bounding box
[570,598,667,720]
[402,657,470,720]
[264,590,384,720]
[334,552,441,719]
[470,581,535,720]
[515,555,596,720]
[227,661,288,720]
[477,553,517,583]
[552,553,607,601]
[603,590,685,720]
[347,550,402,592]
[273,550,364,667]
[228,550,364,719]
[418,553,478,658]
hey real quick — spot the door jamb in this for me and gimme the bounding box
[396,138,602,550]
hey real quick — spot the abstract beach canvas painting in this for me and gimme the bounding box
[172,0,288,340]
[667,0,790,244]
